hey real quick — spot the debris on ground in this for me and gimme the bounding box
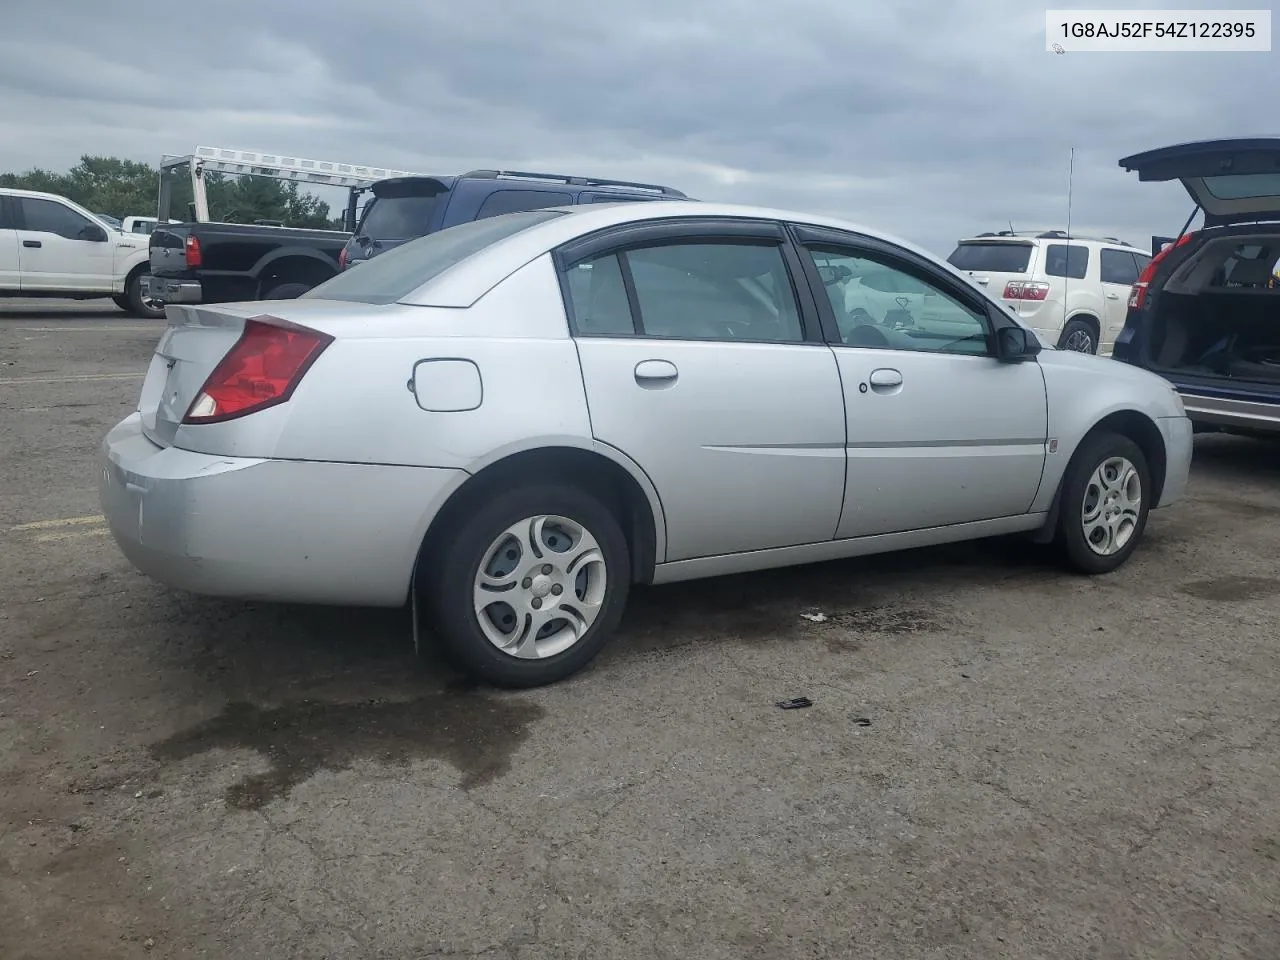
[800,613,829,623]
[776,697,813,710]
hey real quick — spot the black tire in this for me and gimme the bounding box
[111,294,130,312]
[261,281,313,300]
[425,484,631,688]
[1054,431,1152,574]
[124,271,165,319]
[1059,317,1098,354]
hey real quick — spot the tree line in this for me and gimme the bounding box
[0,155,340,229]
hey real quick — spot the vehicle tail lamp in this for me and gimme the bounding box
[1002,280,1050,301]
[183,317,333,424]
[184,234,202,269]
[1129,232,1195,310]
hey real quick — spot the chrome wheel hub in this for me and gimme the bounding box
[473,514,607,659]
[1081,456,1142,556]
[1064,329,1094,353]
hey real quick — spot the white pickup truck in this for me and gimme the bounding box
[0,187,163,318]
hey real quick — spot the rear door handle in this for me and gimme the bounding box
[869,367,903,389]
[634,359,678,388]
[22,240,41,248]
[1106,292,1121,300]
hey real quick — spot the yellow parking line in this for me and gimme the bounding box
[12,515,105,531]
[0,373,145,385]
[32,528,111,543]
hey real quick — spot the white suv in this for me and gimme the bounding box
[0,188,162,317]
[946,230,1151,355]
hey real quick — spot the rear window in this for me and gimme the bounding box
[358,194,441,241]
[302,209,567,305]
[946,242,1032,274]
[1201,173,1280,201]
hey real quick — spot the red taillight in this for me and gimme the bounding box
[338,246,348,270]
[1129,231,1195,310]
[184,234,202,269]
[182,317,333,425]
[1003,280,1050,301]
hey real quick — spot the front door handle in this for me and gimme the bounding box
[22,240,41,248]
[868,367,903,390]
[634,359,678,388]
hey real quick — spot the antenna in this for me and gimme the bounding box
[1008,219,1015,234]
[1066,146,1075,240]
[1061,145,1075,348]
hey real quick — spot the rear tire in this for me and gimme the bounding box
[261,281,313,300]
[424,484,631,689]
[1054,431,1151,574]
[1059,318,1098,354]
[124,271,165,319]
[111,294,130,312]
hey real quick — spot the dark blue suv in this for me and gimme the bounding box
[339,168,689,271]
[1113,137,1280,439]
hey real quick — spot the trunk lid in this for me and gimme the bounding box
[138,303,261,447]
[1119,137,1280,227]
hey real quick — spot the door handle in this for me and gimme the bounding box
[22,240,41,248]
[868,367,903,390]
[634,359,678,388]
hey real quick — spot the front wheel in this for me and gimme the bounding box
[425,485,631,688]
[1055,431,1151,574]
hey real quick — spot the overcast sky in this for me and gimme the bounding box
[0,0,1271,254]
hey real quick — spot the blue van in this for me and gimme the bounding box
[339,169,689,271]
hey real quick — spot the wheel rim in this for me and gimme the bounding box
[1064,328,1094,353]
[473,514,608,659]
[135,274,163,313]
[1081,456,1142,556]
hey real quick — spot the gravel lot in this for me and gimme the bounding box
[2,300,1278,960]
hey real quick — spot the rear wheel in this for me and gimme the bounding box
[262,281,313,300]
[1059,318,1098,354]
[425,484,631,688]
[1054,431,1151,574]
[124,271,165,319]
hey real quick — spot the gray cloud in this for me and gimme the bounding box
[0,0,1271,253]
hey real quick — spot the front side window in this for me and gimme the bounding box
[565,240,804,343]
[20,198,95,240]
[806,247,992,356]
[1043,243,1089,280]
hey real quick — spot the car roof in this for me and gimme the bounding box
[399,199,961,308]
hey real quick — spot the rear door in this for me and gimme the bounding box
[0,195,19,290]
[15,196,114,292]
[1099,247,1142,347]
[557,217,848,563]
[1119,138,1280,227]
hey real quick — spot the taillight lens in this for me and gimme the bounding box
[184,234,202,269]
[1003,280,1050,301]
[338,246,348,270]
[183,317,333,424]
[1129,231,1195,310]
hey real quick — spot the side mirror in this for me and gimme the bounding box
[995,325,1041,362]
[79,225,108,242]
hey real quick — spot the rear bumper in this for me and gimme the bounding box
[141,275,203,304]
[97,413,464,607]
[1156,415,1193,508]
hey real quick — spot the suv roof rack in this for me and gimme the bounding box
[972,229,1133,247]
[459,168,687,198]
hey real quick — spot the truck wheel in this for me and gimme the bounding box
[125,271,165,319]
[111,295,130,312]
[262,281,313,300]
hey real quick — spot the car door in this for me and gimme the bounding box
[16,196,116,292]
[791,225,1049,539]
[557,218,847,562]
[0,195,20,290]
[1099,247,1141,349]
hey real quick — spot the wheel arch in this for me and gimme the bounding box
[409,442,666,604]
[251,248,337,295]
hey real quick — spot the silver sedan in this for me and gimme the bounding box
[99,201,1193,687]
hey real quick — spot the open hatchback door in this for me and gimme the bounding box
[1119,137,1280,228]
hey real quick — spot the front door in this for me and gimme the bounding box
[16,196,115,292]
[795,232,1049,539]
[561,226,847,562]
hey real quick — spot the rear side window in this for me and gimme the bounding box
[302,209,566,305]
[946,242,1032,273]
[1043,243,1088,280]
[1100,248,1140,285]
[358,195,441,241]
[475,189,573,220]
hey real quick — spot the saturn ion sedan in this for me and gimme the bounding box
[99,200,1193,688]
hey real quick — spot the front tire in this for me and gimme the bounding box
[425,484,631,688]
[1055,431,1151,574]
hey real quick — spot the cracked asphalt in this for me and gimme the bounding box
[2,301,1279,959]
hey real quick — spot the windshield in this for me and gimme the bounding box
[303,209,567,305]
[946,241,1033,274]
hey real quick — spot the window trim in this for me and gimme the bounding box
[552,216,826,345]
[786,223,1019,358]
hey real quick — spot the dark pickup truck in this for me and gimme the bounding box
[142,222,351,306]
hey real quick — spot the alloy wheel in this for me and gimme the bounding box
[1081,456,1142,556]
